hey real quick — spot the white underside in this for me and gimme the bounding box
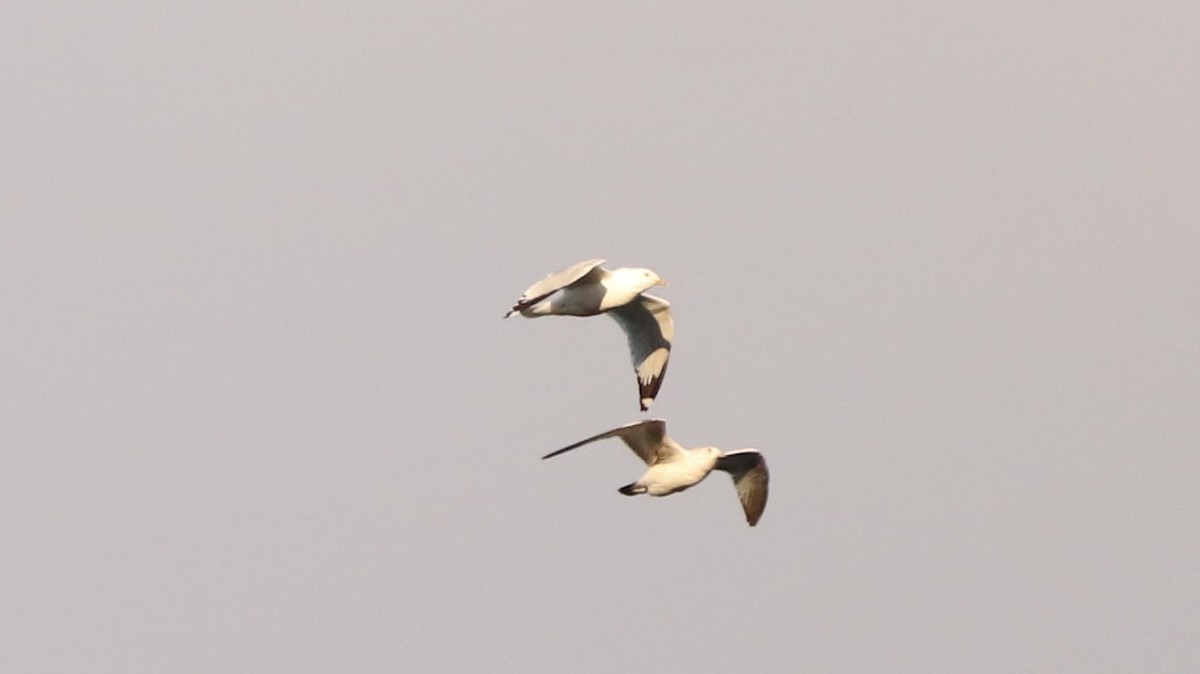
[637,454,716,496]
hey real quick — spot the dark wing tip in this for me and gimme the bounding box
[634,356,668,411]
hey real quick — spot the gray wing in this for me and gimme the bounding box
[504,258,606,317]
[713,450,769,526]
[607,294,673,411]
[542,418,683,465]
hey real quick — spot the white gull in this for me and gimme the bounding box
[504,258,673,411]
[542,419,770,526]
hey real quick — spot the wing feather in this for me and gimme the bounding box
[714,450,770,526]
[542,419,681,465]
[505,259,606,317]
[607,294,673,411]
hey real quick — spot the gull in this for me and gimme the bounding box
[542,419,770,526]
[504,258,673,411]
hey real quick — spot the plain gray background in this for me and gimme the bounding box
[3,2,1197,672]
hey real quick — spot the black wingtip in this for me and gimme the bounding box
[634,359,667,413]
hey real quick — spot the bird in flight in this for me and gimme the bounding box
[542,418,770,526]
[504,258,673,411]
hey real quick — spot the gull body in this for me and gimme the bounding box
[508,264,664,317]
[542,419,770,526]
[504,259,673,411]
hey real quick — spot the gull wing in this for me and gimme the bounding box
[505,258,606,317]
[713,450,770,526]
[607,294,673,411]
[541,418,683,465]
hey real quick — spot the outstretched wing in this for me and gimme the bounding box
[505,258,606,317]
[542,418,682,465]
[607,294,673,411]
[713,450,769,526]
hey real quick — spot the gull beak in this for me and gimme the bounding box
[657,278,669,287]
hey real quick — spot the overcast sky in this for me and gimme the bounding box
[3,2,1198,672]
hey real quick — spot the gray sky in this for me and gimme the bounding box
[3,2,1198,672]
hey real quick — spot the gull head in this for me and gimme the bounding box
[696,446,723,468]
[616,267,668,293]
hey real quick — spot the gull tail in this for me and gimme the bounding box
[618,483,644,496]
